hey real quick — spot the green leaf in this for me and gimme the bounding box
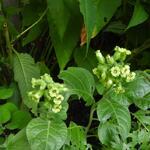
[125,72,150,109]
[1,103,18,113]
[67,122,87,149]
[74,46,97,72]
[26,118,67,150]
[79,0,96,52]
[93,0,121,37]
[127,0,149,30]
[59,67,95,105]
[134,110,150,126]
[0,87,13,100]
[13,52,40,107]
[97,98,131,140]
[6,110,31,130]
[47,0,70,39]
[47,0,82,69]
[98,122,118,145]
[5,129,31,150]
[0,107,11,124]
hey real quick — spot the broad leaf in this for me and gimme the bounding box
[6,110,31,130]
[93,0,121,37]
[47,0,82,69]
[47,0,70,39]
[0,107,11,124]
[79,0,96,52]
[1,102,18,113]
[59,67,95,105]
[127,0,149,30]
[98,122,118,145]
[0,87,13,100]
[97,98,131,140]
[13,52,40,107]
[26,118,67,150]
[125,71,150,109]
[5,129,31,150]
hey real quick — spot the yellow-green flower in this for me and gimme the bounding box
[52,104,62,113]
[121,65,130,78]
[126,72,136,82]
[56,95,64,101]
[49,87,59,97]
[111,66,120,77]
[114,85,125,94]
[53,98,62,105]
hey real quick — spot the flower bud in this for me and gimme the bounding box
[113,51,121,61]
[96,50,105,64]
[106,55,115,65]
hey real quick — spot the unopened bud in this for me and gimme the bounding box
[96,50,105,64]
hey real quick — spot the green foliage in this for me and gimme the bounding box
[13,52,40,107]
[0,0,150,149]
[127,0,149,30]
[0,87,13,100]
[26,118,67,150]
[59,67,95,105]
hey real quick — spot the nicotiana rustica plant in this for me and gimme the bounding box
[93,46,136,94]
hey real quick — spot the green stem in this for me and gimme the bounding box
[11,8,48,44]
[85,103,96,135]
[3,22,13,62]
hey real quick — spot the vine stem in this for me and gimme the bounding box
[11,8,48,44]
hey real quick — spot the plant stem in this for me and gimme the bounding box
[11,8,48,44]
[3,22,13,62]
[85,103,96,135]
[127,39,150,61]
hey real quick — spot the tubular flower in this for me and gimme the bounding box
[126,72,136,82]
[111,66,120,77]
[121,65,130,78]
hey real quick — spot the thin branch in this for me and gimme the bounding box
[11,8,48,44]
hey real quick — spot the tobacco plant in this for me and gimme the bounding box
[0,0,150,150]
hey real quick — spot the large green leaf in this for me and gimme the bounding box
[59,67,95,105]
[5,129,31,150]
[47,0,82,69]
[127,0,149,30]
[97,98,131,140]
[26,118,67,150]
[0,87,13,100]
[93,0,121,37]
[79,0,96,52]
[13,52,40,107]
[47,0,70,39]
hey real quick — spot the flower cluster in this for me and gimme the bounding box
[28,74,67,113]
[93,46,136,94]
